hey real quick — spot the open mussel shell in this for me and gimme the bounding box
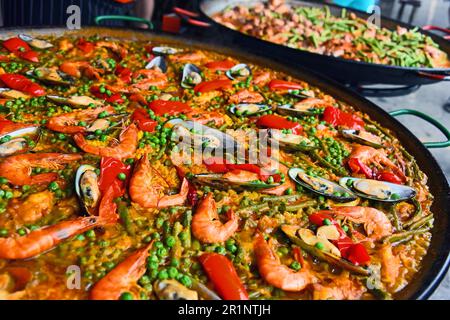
[181,64,202,89]
[339,177,416,202]
[165,118,240,151]
[26,68,74,86]
[18,34,53,49]
[154,280,198,300]
[145,56,167,73]
[229,103,271,117]
[0,88,29,99]
[47,95,102,108]
[288,168,357,201]
[288,89,315,99]
[276,103,317,117]
[268,129,317,152]
[191,173,280,191]
[225,63,251,80]
[0,126,40,157]
[152,46,179,55]
[75,165,101,215]
[340,129,383,148]
[281,225,370,276]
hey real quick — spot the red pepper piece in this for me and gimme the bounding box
[376,171,404,184]
[323,106,365,130]
[199,253,249,300]
[131,108,158,132]
[346,243,370,266]
[347,157,373,178]
[0,74,45,96]
[77,38,95,53]
[205,60,235,71]
[19,50,39,63]
[148,99,191,116]
[256,114,303,135]
[98,157,131,198]
[115,65,132,83]
[194,79,232,93]
[268,79,303,91]
[2,37,30,53]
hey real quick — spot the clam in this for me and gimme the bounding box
[339,177,416,202]
[268,129,317,152]
[75,165,101,215]
[225,63,251,80]
[340,129,383,148]
[228,103,271,117]
[0,88,29,100]
[276,102,318,117]
[18,34,53,49]
[165,118,240,151]
[145,56,167,73]
[154,280,198,300]
[152,46,179,55]
[47,95,103,108]
[0,126,40,157]
[288,168,357,201]
[191,172,280,192]
[26,68,74,86]
[281,225,370,276]
[181,64,202,89]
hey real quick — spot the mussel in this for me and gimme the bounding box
[281,225,370,276]
[165,118,240,151]
[268,129,317,152]
[191,172,280,192]
[339,177,416,202]
[152,46,179,55]
[288,168,357,201]
[340,129,383,148]
[228,103,271,117]
[0,88,29,99]
[26,68,74,86]
[181,64,202,89]
[145,56,167,73]
[288,89,315,99]
[18,34,53,49]
[75,165,101,215]
[47,95,103,108]
[0,126,40,157]
[276,102,318,117]
[154,280,198,300]
[225,63,251,80]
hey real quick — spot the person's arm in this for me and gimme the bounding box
[133,0,155,28]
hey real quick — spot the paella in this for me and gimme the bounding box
[213,0,450,68]
[0,32,434,300]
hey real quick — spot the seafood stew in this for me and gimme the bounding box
[0,31,436,300]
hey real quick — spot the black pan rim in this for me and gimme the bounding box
[0,26,449,300]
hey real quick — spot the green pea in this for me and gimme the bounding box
[157,269,169,280]
[315,242,325,250]
[17,228,26,236]
[342,225,349,232]
[170,258,180,267]
[165,236,176,247]
[117,173,127,181]
[180,275,192,287]
[138,275,151,286]
[119,292,134,300]
[0,177,9,184]
[4,191,13,199]
[157,247,168,258]
[323,218,332,226]
[290,261,302,271]
[0,228,8,237]
[48,181,59,191]
[168,267,178,279]
[215,246,226,254]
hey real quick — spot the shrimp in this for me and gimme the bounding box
[0,216,100,259]
[380,244,401,287]
[0,120,32,136]
[253,233,317,291]
[131,69,168,90]
[170,51,206,63]
[252,71,271,86]
[348,146,406,181]
[73,123,138,160]
[90,242,153,300]
[96,41,128,60]
[229,89,264,104]
[11,190,54,224]
[312,276,366,300]
[0,153,82,186]
[59,61,102,80]
[324,206,393,241]
[47,106,114,134]
[192,193,239,244]
[129,154,189,208]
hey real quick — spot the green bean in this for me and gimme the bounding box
[403,198,423,228]
[310,150,347,176]
[382,227,431,244]
[390,204,402,231]
[407,214,434,231]
[285,200,317,212]
[237,203,270,218]
[118,203,134,235]
[182,211,192,249]
[261,194,300,203]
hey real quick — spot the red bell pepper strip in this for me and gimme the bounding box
[347,157,373,178]
[148,99,191,116]
[256,114,303,135]
[0,74,45,96]
[90,86,124,104]
[346,243,370,266]
[376,171,404,184]
[98,157,131,198]
[323,106,365,130]
[77,38,95,54]
[2,37,30,53]
[98,185,119,223]
[19,50,39,63]
[175,166,199,207]
[205,60,235,71]
[194,79,232,93]
[268,79,303,91]
[131,108,158,132]
[199,253,249,300]
[115,65,132,83]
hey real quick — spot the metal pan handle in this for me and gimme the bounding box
[389,109,450,148]
[95,15,153,30]
[422,25,450,40]
[417,71,450,81]
[172,6,211,28]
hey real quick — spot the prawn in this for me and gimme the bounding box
[11,190,54,224]
[0,153,81,186]
[73,123,138,160]
[169,51,206,63]
[253,233,317,291]
[0,216,100,259]
[59,61,102,80]
[312,276,366,300]
[129,154,189,208]
[89,242,153,300]
[229,89,264,104]
[192,193,239,243]
[131,69,168,90]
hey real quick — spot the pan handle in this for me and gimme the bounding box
[417,71,450,81]
[389,109,450,148]
[95,15,154,30]
[422,25,450,40]
[172,6,211,28]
